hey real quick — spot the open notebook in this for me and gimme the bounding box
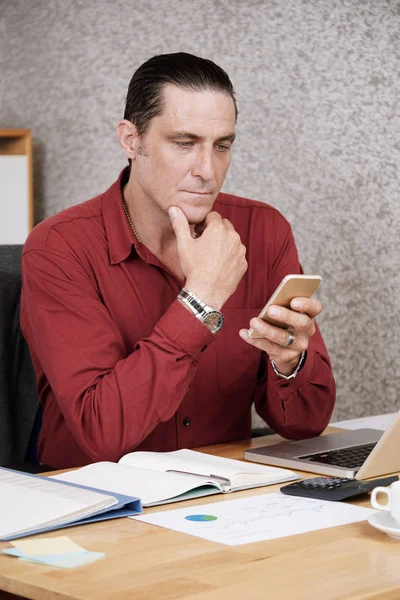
[53,449,299,507]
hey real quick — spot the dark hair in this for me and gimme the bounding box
[124,52,237,135]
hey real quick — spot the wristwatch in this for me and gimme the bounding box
[178,288,224,334]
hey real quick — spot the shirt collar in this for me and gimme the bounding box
[102,167,141,265]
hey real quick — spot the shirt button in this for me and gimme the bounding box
[182,418,191,427]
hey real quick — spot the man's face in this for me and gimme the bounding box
[131,84,236,224]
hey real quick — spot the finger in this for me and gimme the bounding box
[290,297,322,318]
[168,206,192,243]
[249,318,304,348]
[222,218,235,231]
[240,328,276,353]
[266,306,312,331]
[204,211,223,226]
[240,327,303,357]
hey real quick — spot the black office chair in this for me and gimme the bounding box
[0,244,46,472]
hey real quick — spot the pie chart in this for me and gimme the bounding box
[185,514,218,522]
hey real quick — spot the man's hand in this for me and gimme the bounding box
[168,206,247,309]
[239,297,322,375]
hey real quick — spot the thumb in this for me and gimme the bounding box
[168,206,191,242]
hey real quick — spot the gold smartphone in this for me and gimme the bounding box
[248,274,322,338]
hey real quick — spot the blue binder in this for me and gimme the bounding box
[1,467,142,541]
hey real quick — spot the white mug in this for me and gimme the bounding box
[371,480,400,525]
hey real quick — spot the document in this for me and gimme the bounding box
[132,492,376,546]
[53,449,299,507]
[0,467,141,541]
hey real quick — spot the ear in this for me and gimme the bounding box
[116,119,140,161]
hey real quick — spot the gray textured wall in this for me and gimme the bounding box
[1,0,399,423]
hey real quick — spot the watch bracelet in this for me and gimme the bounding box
[177,288,224,334]
[178,288,207,320]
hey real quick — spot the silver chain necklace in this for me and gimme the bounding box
[122,184,141,243]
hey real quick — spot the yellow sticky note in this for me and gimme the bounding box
[11,536,85,556]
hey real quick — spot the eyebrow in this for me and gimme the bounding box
[166,131,236,144]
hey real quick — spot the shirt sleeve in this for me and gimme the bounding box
[20,231,214,463]
[254,216,336,439]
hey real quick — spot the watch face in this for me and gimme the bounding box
[203,311,224,334]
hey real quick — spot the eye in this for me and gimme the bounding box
[216,144,231,152]
[175,141,194,148]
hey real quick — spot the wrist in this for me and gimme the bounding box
[270,351,306,380]
[183,280,226,311]
[271,356,300,376]
[178,288,224,334]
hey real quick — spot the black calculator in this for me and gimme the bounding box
[280,474,399,501]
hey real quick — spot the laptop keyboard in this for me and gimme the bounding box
[299,442,377,469]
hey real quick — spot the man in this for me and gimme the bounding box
[21,52,335,469]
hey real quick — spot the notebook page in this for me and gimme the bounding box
[119,449,297,485]
[53,462,221,506]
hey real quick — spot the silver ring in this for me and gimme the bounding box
[282,331,295,348]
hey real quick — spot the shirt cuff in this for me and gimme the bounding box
[154,299,215,361]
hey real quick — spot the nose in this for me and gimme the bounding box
[191,147,215,183]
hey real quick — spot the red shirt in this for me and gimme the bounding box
[21,169,335,468]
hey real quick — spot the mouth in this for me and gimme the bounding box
[185,191,213,196]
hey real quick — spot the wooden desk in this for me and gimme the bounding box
[1,434,399,600]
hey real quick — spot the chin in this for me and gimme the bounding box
[179,196,215,223]
[183,206,212,225]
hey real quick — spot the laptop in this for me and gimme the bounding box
[244,411,400,479]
